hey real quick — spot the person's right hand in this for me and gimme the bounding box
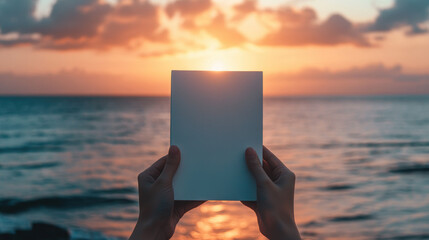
[242,146,301,240]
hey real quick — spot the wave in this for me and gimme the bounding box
[7,139,427,156]
[0,138,139,154]
[270,141,429,150]
[345,157,372,164]
[320,141,429,149]
[389,164,429,174]
[345,141,429,148]
[0,195,136,214]
[301,231,318,237]
[0,133,12,139]
[87,187,136,194]
[322,184,355,191]
[0,162,59,170]
[0,144,64,154]
[302,220,323,227]
[376,233,429,240]
[328,214,374,222]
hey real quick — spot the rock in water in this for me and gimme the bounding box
[2,222,70,240]
[31,222,70,240]
[0,233,14,240]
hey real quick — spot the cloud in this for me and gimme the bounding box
[166,0,212,18]
[0,0,243,53]
[98,1,168,48]
[258,7,370,47]
[1,0,427,53]
[366,0,429,35]
[0,0,166,50]
[179,1,368,48]
[0,0,38,34]
[0,33,40,46]
[37,0,112,39]
[204,12,247,47]
[232,0,257,21]
[0,0,369,51]
[164,0,247,48]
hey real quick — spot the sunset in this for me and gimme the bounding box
[1,1,429,240]
[1,0,429,95]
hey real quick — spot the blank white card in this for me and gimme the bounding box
[171,70,262,201]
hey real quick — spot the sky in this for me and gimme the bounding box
[0,0,428,96]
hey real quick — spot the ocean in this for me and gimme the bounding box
[0,96,428,240]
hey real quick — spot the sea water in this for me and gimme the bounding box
[0,96,428,239]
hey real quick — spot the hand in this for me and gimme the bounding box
[129,146,205,240]
[242,146,301,240]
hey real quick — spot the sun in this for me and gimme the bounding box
[210,61,226,71]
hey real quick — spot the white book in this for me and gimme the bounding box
[170,70,263,201]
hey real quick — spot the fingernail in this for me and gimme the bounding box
[245,147,255,158]
[169,145,179,156]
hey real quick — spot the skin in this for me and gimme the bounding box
[242,146,301,240]
[129,145,300,240]
[129,146,205,240]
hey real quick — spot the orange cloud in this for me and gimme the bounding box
[1,0,428,53]
[249,6,370,47]
[232,0,257,21]
[166,0,212,18]
[204,12,247,48]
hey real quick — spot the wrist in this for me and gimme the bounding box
[129,219,166,240]
[269,216,301,240]
[282,224,301,240]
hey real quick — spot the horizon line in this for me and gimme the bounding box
[0,93,428,98]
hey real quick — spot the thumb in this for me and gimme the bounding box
[245,147,271,187]
[158,145,181,184]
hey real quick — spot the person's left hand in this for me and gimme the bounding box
[129,145,205,240]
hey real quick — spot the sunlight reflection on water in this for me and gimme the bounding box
[175,201,263,240]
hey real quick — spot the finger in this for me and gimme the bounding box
[157,145,181,184]
[262,159,273,178]
[241,201,257,212]
[138,156,167,184]
[245,147,271,187]
[263,146,296,184]
[263,146,288,171]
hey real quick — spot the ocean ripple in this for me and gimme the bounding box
[389,164,429,174]
[0,195,136,214]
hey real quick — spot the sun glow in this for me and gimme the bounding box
[210,61,226,71]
